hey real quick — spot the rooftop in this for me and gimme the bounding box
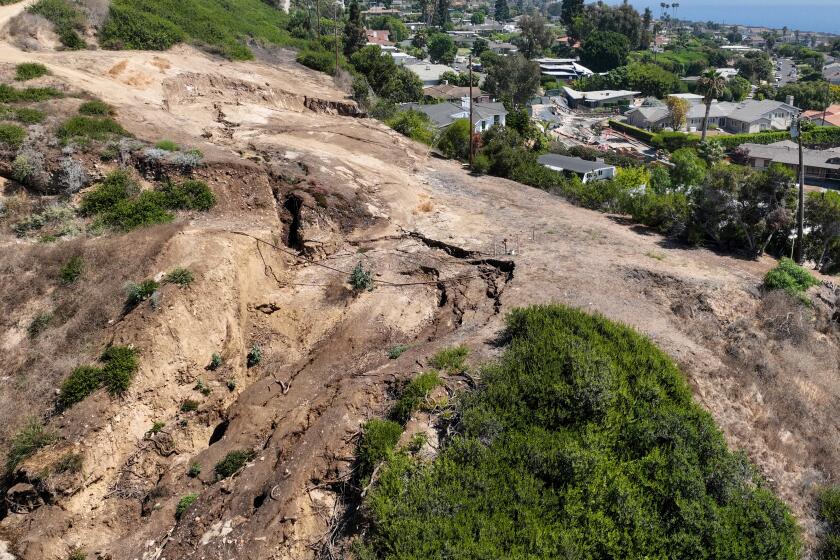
[538,153,614,174]
[564,87,640,102]
[743,140,840,169]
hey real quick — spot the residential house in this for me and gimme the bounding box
[668,93,705,106]
[423,83,491,103]
[723,99,798,133]
[387,51,418,66]
[404,63,459,86]
[626,99,799,133]
[402,99,507,132]
[535,58,593,81]
[563,87,640,109]
[823,62,840,85]
[366,29,393,46]
[741,141,840,183]
[362,6,400,16]
[537,154,616,184]
[803,104,840,127]
[488,41,518,55]
[624,106,671,129]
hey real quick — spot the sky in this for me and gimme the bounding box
[601,1,840,34]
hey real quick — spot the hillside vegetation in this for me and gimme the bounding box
[359,305,800,559]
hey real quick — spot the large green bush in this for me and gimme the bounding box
[357,419,403,479]
[0,124,25,149]
[214,450,256,479]
[57,116,127,143]
[764,258,820,297]
[6,419,55,473]
[362,305,801,559]
[100,0,296,60]
[58,346,139,407]
[0,84,63,103]
[14,63,48,81]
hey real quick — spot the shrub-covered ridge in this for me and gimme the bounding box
[361,304,800,559]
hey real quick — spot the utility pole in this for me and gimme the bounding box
[468,52,474,169]
[792,114,805,263]
[334,1,340,77]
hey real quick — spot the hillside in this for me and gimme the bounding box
[0,1,838,559]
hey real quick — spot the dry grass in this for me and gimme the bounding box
[0,224,181,448]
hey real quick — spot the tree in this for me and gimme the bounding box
[470,11,485,24]
[579,31,629,73]
[380,67,424,103]
[482,53,540,107]
[697,140,725,166]
[560,0,583,26]
[432,0,450,28]
[412,28,428,49]
[726,75,751,102]
[805,190,840,272]
[437,119,472,159]
[513,15,553,59]
[343,0,366,57]
[428,33,456,64]
[735,51,773,83]
[640,7,653,49]
[697,69,726,141]
[368,16,409,42]
[670,148,707,188]
[692,164,795,255]
[494,0,510,22]
[472,37,489,56]
[666,96,689,130]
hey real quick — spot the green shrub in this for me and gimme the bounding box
[148,421,165,435]
[78,100,113,116]
[214,450,255,479]
[180,399,199,412]
[58,365,103,408]
[361,305,801,559]
[188,462,201,477]
[125,279,160,307]
[99,0,296,60]
[609,119,656,143]
[391,371,441,424]
[99,191,174,231]
[820,486,840,559]
[60,256,84,285]
[14,108,45,124]
[57,116,127,143]
[27,312,52,339]
[15,63,48,81]
[208,352,222,370]
[79,170,137,215]
[0,84,63,103]
[357,418,402,479]
[175,493,198,519]
[165,267,193,286]
[28,0,87,49]
[764,257,819,298]
[428,345,468,373]
[296,48,337,74]
[6,418,55,473]
[155,139,179,151]
[387,344,409,360]
[53,452,83,474]
[0,124,25,148]
[159,179,216,211]
[246,343,262,368]
[100,345,139,396]
[68,548,86,560]
[386,110,435,145]
[349,262,374,292]
[652,130,700,152]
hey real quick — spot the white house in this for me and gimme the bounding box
[401,99,507,133]
[563,87,641,109]
[535,58,594,81]
[537,153,616,183]
[404,63,459,86]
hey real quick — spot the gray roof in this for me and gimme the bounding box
[405,63,458,83]
[628,106,670,123]
[687,101,738,119]
[743,141,840,169]
[401,101,506,128]
[726,100,798,123]
[538,153,614,174]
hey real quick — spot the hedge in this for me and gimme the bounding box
[609,119,655,143]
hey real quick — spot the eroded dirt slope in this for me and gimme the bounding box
[0,5,838,559]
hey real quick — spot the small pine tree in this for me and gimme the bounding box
[343,0,367,56]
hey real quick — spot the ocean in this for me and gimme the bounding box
[602,1,840,35]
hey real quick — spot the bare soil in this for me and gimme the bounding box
[0,3,838,559]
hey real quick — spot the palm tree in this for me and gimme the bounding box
[697,70,727,141]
